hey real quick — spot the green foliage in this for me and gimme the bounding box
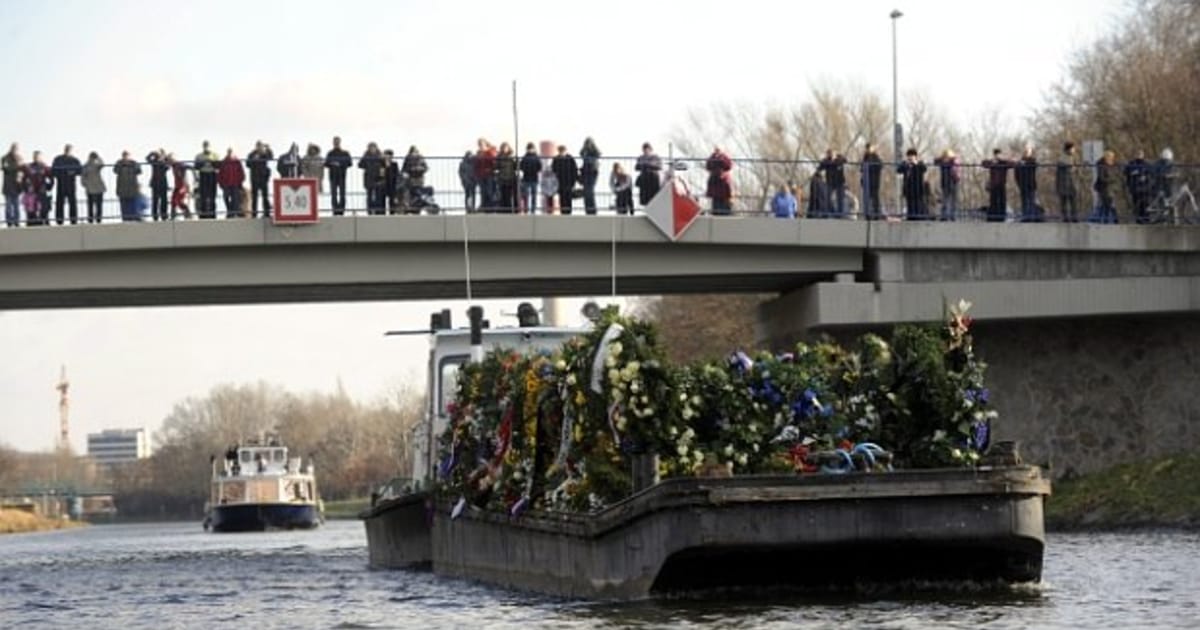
[1047,455,1200,530]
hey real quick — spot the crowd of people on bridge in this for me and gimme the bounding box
[767,142,1187,224]
[0,136,1189,228]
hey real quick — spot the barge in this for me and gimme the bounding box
[363,303,1050,599]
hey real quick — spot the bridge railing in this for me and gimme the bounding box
[5,156,1199,226]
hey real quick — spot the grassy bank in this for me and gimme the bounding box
[1047,453,1200,530]
[323,497,370,520]
[0,509,85,534]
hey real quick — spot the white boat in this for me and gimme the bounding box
[204,437,324,532]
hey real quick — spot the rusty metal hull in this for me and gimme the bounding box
[429,467,1049,600]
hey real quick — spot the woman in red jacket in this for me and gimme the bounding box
[217,149,246,218]
[705,146,734,215]
[168,154,191,219]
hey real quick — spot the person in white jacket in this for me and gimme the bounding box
[539,165,558,215]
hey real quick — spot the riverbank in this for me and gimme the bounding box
[1046,453,1200,530]
[0,509,85,534]
[323,497,370,520]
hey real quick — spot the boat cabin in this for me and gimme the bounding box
[210,441,318,507]
[408,323,585,488]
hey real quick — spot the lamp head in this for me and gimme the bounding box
[890,9,903,19]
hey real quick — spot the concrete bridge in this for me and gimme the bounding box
[3,216,1200,477]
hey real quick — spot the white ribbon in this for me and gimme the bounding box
[589,323,625,394]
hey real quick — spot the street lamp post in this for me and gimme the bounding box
[891,9,903,216]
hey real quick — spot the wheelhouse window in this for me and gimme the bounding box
[439,359,464,416]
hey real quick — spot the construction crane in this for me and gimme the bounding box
[56,365,70,452]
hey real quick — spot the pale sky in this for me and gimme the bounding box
[0,0,1125,452]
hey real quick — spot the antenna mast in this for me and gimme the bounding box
[56,365,70,452]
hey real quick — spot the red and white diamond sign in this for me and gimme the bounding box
[273,178,319,224]
[644,176,700,241]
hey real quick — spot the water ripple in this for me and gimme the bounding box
[0,522,1198,629]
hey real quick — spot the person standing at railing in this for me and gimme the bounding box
[897,148,927,220]
[580,137,601,215]
[1124,150,1152,224]
[982,148,1013,223]
[458,151,476,212]
[818,149,847,218]
[277,143,300,179]
[300,143,324,192]
[495,143,518,213]
[1153,148,1177,209]
[706,146,734,216]
[1093,150,1119,224]
[807,170,829,218]
[1056,142,1079,223]
[933,149,960,221]
[474,138,498,211]
[22,151,51,226]
[611,163,633,215]
[50,144,82,225]
[325,137,352,215]
[381,149,399,213]
[539,161,558,214]
[246,141,274,218]
[402,146,428,214]
[167,154,191,219]
[194,141,220,219]
[635,143,661,207]
[519,143,541,214]
[552,145,579,215]
[771,184,797,219]
[113,150,142,222]
[218,148,246,218]
[81,152,106,224]
[2,143,22,227]
[1015,147,1041,222]
[145,149,170,222]
[360,142,385,214]
[860,143,883,220]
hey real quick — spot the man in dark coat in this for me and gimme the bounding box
[359,142,385,214]
[897,148,928,220]
[818,149,847,218]
[635,143,662,207]
[244,141,273,218]
[1015,148,1040,222]
[551,145,578,215]
[1124,150,1153,224]
[518,143,542,213]
[146,149,170,221]
[860,143,883,219]
[1056,142,1079,223]
[325,136,352,215]
[981,149,1014,222]
[50,144,82,225]
[808,171,829,218]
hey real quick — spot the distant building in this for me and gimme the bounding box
[87,428,151,466]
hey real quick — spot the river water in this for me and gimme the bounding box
[1,520,1197,629]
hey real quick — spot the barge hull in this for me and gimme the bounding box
[361,492,432,569]
[431,466,1049,600]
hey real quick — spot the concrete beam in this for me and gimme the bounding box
[760,276,1200,344]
